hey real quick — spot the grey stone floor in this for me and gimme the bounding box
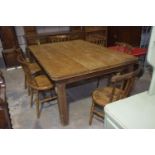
[1,67,152,129]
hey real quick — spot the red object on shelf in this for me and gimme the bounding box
[130,48,147,57]
[108,46,147,57]
[108,45,132,54]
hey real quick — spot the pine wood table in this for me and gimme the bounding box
[28,40,138,126]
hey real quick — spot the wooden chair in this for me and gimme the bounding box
[0,71,12,128]
[25,35,50,61]
[86,34,107,46]
[89,64,140,125]
[17,54,41,90]
[25,35,49,46]
[48,34,70,43]
[17,55,57,118]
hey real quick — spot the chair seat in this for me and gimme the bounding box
[92,87,124,106]
[33,75,54,90]
[28,63,41,74]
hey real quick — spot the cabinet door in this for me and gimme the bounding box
[107,26,142,47]
[2,48,21,68]
[24,26,37,36]
[70,26,82,32]
[24,26,38,45]
[0,73,12,129]
[70,26,85,40]
[0,26,18,49]
[0,26,20,68]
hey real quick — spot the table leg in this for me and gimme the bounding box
[56,83,68,126]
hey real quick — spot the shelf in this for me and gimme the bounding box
[2,48,20,68]
[84,26,107,33]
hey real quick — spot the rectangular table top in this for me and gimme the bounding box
[29,40,137,81]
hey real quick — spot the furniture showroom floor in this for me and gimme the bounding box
[1,66,151,129]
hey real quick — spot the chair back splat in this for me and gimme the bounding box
[48,34,71,43]
[110,66,139,101]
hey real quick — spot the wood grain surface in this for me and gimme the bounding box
[29,40,137,81]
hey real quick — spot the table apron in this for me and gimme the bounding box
[53,62,137,85]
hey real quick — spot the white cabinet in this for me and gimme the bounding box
[104,92,155,129]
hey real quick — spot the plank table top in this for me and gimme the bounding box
[29,40,137,82]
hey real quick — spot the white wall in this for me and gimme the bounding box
[15,26,26,52]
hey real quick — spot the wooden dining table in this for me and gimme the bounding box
[28,40,138,126]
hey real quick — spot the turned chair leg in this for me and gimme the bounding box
[36,91,40,118]
[96,78,100,88]
[28,85,31,96]
[30,88,34,107]
[89,101,95,125]
[24,74,27,89]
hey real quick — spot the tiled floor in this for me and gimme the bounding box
[1,66,151,129]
